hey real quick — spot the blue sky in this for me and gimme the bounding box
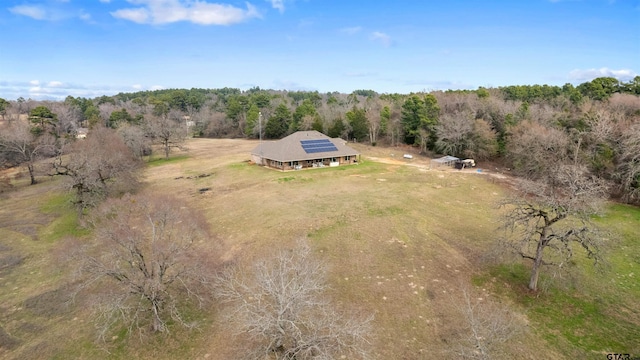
[0,0,638,100]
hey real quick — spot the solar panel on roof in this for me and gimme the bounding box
[301,139,332,145]
[304,146,338,153]
[300,139,338,154]
[303,147,338,153]
[302,144,332,149]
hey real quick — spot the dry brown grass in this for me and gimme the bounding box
[0,138,563,359]
[141,139,560,359]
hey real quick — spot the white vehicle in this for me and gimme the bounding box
[462,159,476,167]
[455,159,476,169]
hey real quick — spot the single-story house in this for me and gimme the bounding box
[75,128,89,139]
[251,131,360,171]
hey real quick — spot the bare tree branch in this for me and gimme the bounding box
[50,127,141,214]
[75,193,217,339]
[216,240,372,359]
[144,113,188,159]
[0,120,57,184]
[448,287,525,360]
[499,163,610,291]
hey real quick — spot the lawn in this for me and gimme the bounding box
[0,138,637,360]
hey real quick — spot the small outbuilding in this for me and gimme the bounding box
[430,155,460,169]
[251,131,360,171]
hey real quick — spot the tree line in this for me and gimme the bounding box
[2,76,639,205]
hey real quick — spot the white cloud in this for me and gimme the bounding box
[370,31,392,47]
[0,80,143,101]
[568,67,637,82]
[340,26,362,35]
[9,5,47,20]
[132,84,143,89]
[79,11,92,21]
[9,3,89,21]
[272,79,314,91]
[111,0,261,25]
[112,7,150,23]
[99,0,112,3]
[401,79,474,91]
[268,0,285,13]
[343,71,376,78]
[150,85,165,90]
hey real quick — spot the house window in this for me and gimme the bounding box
[345,156,351,161]
[331,157,337,162]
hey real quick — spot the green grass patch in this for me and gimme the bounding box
[39,193,73,214]
[227,161,250,169]
[589,204,640,302]
[367,205,405,216]
[278,176,296,182]
[41,211,91,241]
[277,176,313,183]
[39,193,90,241]
[478,263,639,357]
[476,201,640,358]
[146,155,190,167]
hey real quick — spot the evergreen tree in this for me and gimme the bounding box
[265,104,292,139]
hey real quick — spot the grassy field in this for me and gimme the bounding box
[0,138,638,359]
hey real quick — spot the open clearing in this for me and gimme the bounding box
[1,138,638,359]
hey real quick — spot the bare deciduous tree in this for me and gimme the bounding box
[117,123,151,160]
[216,241,372,359]
[506,121,570,179]
[467,119,498,161]
[448,287,524,360]
[203,111,229,137]
[145,114,188,159]
[500,164,610,291]
[364,97,383,145]
[52,127,141,214]
[98,102,117,127]
[386,103,403,147]
[0,120,56,184]
[77,193,217,339]
[614,122,640,204]
[50,102,82,136]
[435,111,474,157]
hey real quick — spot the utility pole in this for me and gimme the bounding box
[259,111,263,165]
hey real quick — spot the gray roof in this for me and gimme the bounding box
[432,155,459,163]
[251,131,360,162]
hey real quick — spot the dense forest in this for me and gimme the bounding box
[1,76,640,205]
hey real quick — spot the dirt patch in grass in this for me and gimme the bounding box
[0,325,21,351]
[0,243,23,276]
[0,253,24,275]
[23,285,73,318]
